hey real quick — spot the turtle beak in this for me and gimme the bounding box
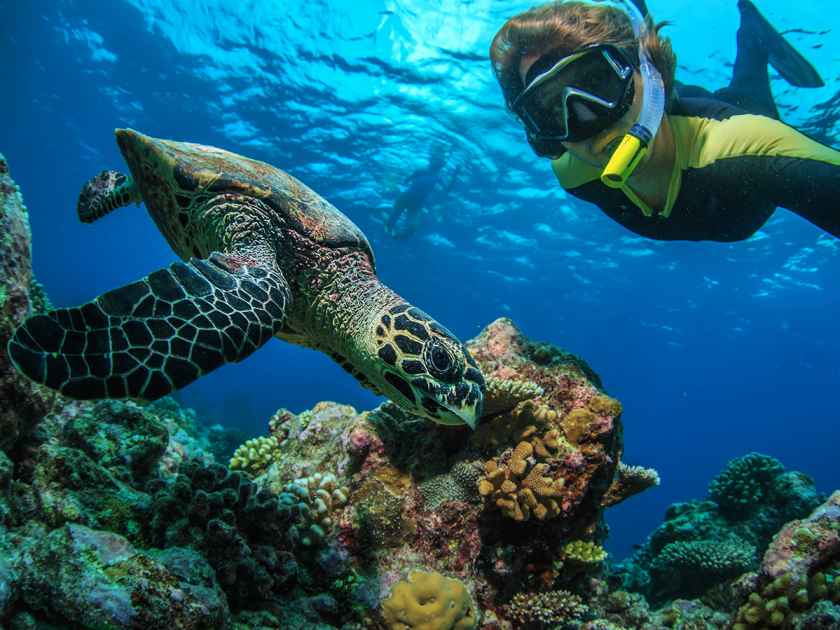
[434,382,483,430]
[457,388,482,430]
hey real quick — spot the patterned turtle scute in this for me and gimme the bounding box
[9,253,289,402]
[153,136,374,259]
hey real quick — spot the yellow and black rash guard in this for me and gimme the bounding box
[551,97,840,241]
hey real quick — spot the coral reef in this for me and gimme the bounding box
[229,435,282,476]
[0,154,54,453]
[563,540,608,565]
[731,491,840,629]
[10,523,230,628]
[615,452,824,605]
[482,376,544,417]
[649,538,756,597]
[1,159,837,629]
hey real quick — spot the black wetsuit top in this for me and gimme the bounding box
[551,96,840,241]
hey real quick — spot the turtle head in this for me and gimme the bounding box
[372,304,485,429]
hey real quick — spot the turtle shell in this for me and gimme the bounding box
[118,130,374,265]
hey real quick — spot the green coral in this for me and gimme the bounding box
[650,538,756,599]
[229,435,282,477]
[563,540,608,564]
[733,566,840,628]
[708,453,784,519]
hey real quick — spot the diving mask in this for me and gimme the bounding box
[513,44,636,154]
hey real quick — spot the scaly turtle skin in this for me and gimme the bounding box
[8,129,484,427]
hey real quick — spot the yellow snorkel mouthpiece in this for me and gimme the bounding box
[601,124,652,189]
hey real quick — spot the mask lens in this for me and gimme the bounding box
[515,46,633,143]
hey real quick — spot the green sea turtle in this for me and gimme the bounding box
[8,129,484,427]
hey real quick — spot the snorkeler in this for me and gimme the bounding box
[385,148,453,239]
[490,0,840,242]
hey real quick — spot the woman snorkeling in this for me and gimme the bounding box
[490,0,840,242]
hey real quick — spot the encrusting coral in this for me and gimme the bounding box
[381,569,478,630]
[418,460,483,510]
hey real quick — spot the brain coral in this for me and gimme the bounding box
[381,569,478,630]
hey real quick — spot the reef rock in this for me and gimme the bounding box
[0,154,53,453]
[234,317,653,628]
[10,523,229,627]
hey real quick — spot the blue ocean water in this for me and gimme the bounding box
[2,0,838,561]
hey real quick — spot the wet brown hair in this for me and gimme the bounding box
[490,1,677,110]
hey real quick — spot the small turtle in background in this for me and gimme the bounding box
[8,129,484,428]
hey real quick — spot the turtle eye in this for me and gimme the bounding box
[423,338,459,382]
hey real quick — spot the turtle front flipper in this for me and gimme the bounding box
[77,170,142,223]
[8,252,289,401]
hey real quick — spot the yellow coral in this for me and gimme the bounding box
[561,408,597,444]
[563,540,608,564]
[478,437,565,522]
[525,400,560,424]
[382,570,478,630]
[587,394,623,417]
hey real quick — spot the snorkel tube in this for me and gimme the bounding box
[599,0,666,189]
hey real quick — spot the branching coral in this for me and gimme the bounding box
[708,453,784,519]
[602,462,661,508]
[650,538,756,598]
[482,376,544,417]
[381,569,478,630]
[505,589,588,627]
[478,435,566,522]
[278,472,348,548]
[229,435,281,477]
